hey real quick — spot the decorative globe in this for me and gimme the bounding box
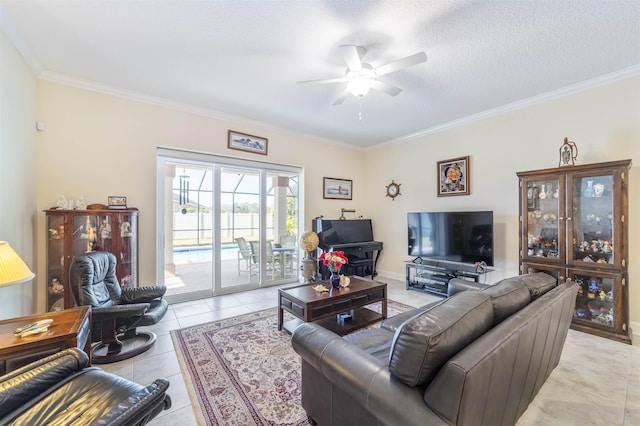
[300,231,319,252]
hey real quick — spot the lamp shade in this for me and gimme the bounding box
[0,241,35,287]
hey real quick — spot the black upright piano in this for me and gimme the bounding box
[312,218,383,279]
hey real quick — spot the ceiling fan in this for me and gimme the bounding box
[297,45,427,106]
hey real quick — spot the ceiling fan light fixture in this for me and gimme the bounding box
[347,77,373,97]
[297,45,427,106]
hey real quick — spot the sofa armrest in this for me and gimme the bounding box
[292,323,447,426]
[447,278,489,296]
[0,348,89,417]
[94,378,171,426]
[121,286,166,303]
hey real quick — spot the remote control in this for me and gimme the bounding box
[13,319,53,334]
[19,326,50,337]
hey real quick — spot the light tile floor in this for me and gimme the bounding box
[100,278,640,426]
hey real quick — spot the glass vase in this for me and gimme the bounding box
[330,271,341,289]
[583,180,595,198]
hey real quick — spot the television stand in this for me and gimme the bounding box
[405,259,488,297]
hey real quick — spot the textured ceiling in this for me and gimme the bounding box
[2,0,639,148]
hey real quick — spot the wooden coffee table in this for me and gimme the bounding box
[278,276,387,335]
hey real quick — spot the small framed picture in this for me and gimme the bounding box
[323,177,353,200]
[228,130,268,155]
[437,156,470,196]
[108,196,128,209]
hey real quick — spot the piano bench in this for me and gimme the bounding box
[345,259,374,278]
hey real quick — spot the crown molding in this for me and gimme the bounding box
[38,70,361,151]
[371,64,640,151]
[33,63,640,154]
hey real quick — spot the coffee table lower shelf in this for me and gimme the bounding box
[282,306,382,336]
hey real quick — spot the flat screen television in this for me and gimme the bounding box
[407,211,494,266]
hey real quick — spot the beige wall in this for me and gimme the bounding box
[365,76,640,332]
[34,81,368,311]
[0,29,38,319]
[3,25,639,337]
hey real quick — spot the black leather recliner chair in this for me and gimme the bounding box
[69,251,168,364]
[0,348,171,425]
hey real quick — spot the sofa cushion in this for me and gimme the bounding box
[481,278,531,325]
[517,272,557,300]
[380,299,442,333]
[388,291,493,387]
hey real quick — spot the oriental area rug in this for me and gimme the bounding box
[170,300,412,426]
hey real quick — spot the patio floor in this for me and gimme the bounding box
[164,256,300,297]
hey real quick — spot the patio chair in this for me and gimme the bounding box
[235,237,255,275]
[250,240,280,279]
[279,235,298,273]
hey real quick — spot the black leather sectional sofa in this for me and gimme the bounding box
[292,273,577,426]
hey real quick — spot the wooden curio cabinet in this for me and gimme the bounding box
[517,159,631,344]
[45,208,139,311]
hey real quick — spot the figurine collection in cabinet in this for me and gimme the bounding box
[573,275,614,327]
[517,158,631,344]
[44,207,139,311]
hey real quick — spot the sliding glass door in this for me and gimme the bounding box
[157,149,301,303]
[161,162,214,299]
[220,167,261,288]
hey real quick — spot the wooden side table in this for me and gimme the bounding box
[0,306,91,375]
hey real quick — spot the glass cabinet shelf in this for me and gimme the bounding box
[524,177,561,260]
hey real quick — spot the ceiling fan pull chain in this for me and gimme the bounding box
[359,96,363,121]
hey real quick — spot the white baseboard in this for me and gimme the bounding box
[630,321,639,345]
[375,269,404,282]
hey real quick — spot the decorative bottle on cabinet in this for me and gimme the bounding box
[45,208,139,311]
[517,160,631,344]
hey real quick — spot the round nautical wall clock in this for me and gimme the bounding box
[385,180,401,200]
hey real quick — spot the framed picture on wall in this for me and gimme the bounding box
[323,177,352,200]
[437,156,469,196]
[228,130,268,155]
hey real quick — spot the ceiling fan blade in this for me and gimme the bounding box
[297,77,344,85]
[371,80,402,96]
[339,44,363,71]
[332,88,351,105]
[375,52,427,76]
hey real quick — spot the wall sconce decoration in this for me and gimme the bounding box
[339,208,356,220]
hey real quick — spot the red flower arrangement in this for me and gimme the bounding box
[318,250,348,273]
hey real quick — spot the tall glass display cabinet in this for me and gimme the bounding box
[45,208,139,311]
[517,159,631,344]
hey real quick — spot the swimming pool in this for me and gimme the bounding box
[172,245,237,264]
